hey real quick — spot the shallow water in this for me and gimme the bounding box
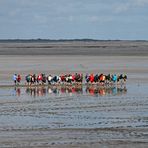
[0,84,148,147]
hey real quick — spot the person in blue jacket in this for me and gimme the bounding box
[112,74,117,83]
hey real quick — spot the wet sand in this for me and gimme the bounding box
[0,55,148,85]
[0,41,148,147]
[0,84,147,148]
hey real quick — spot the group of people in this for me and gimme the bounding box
[25,73,83,85]
[85,73,127,84]
[13,74,21,85]
[13,73,127,86]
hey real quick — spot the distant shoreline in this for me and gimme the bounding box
[0,39,148,43]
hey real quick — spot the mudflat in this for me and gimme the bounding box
[0,55,148,85]
[0,40,148,84]
[0,41,148,148]
[0,40,148,56]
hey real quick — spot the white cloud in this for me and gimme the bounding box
[9,8,21,17]
[113,0,148,13]
[114,3,131,13]
[135,0,148,6]
[87,15,113,23]
[89,16,99,22]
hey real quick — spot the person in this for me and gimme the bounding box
[90,73,94,83]
[37,73,43,84]
[85,73,89,83]
[100,73,105,84]
[26,74,31,85]
[47,74,53,85]
[32,74,36,84]
[112,74,117,83]
[13,74,17,85]
[17,74,21,84]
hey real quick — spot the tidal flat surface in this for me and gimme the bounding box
[0,84,148,147]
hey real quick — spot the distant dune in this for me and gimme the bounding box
[0,40,148,56]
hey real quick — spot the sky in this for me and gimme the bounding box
[0,0,148,40]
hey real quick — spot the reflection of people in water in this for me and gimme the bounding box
[52,86,83,95]
[86,86,127,96]
[26,87,36,97]
[13,87,21,96]
[50,87,59,94]
[117,87,127,95]
[86,87,98,96]
[98,88,106,96]
[36,87,47,97]
[26,87,47,97]
[15,85,127,97]
[25,86,83,97]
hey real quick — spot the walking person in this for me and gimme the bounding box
[17,74,21,85]
[13,74,17,85]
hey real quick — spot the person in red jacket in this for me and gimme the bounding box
[17,74,21,84]
[90,73,94,83]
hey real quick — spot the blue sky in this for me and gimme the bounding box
[0,0,148,40]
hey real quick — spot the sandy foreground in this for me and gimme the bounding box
[0,41,148,148]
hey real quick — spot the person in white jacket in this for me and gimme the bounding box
[13,74,17,85]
